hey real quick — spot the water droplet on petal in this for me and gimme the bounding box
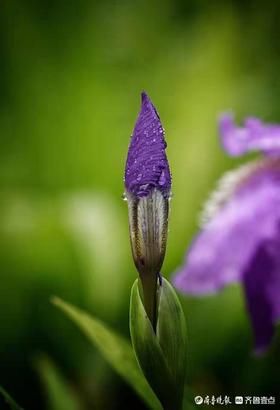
[159,170,166,186]
[122,192,127,201]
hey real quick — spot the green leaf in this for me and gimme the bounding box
[0,386,24,410]
[157,278,187,401]
[52,297,162,410]
[182,387,196,410]
[36,355,82,410]
[130,278,187,410]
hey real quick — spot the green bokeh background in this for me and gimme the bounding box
[0,1,279,408]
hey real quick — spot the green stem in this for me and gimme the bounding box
[140,274,158,330]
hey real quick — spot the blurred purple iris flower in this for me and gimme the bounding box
[173,113,280,353]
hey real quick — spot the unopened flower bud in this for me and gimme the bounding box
[124,92,171,326]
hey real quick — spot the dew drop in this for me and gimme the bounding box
[122,192,127,201]
[158,170,166,186]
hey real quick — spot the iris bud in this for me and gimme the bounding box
[124,92,171,326]
[125,93,187,409]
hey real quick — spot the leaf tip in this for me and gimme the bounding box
[50,295,63,308]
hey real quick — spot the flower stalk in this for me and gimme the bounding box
[124,92,187,409]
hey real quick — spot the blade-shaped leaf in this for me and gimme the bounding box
[130,280,176,410]
[36,355,82,410]
[0,386,24,410]
[156,278,187,402]
[52,297,162,410]
[130,278,187,410]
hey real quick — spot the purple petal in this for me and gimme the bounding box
[219,113,280,156]
[173,163,280,295]
[243,238,280,353]
[125,92,171,198]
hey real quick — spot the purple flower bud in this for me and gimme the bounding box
[125,92,171,198]
[124,92,171,325]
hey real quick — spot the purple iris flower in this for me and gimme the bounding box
[173,113,280,353]
[124,92,171,324]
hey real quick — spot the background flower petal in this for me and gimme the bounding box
[173,169,280,294]
[219,113,280,156]
[243,238,280,353]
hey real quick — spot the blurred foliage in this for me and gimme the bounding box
[0,386,23,410]
[52,297,162,410]
[0,0,280,408]
[37,356,82,410]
